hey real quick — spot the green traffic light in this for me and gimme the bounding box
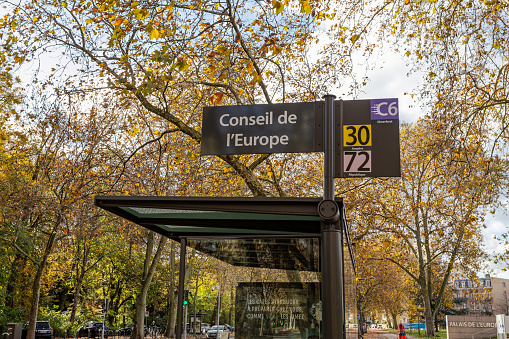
[183,300,188,305]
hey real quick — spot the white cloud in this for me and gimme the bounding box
[358,51,427,123]
[483,206,509,278]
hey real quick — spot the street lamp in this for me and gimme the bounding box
[212,285,221,330]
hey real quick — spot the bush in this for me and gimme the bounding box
[0,305,25,334]
[38,308,71,333]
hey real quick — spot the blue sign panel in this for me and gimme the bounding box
[370,98,399,120]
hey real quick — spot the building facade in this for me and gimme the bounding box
[453,274,509,316]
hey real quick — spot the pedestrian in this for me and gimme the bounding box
[398,322,406,339]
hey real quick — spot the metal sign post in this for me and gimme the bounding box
[319,95,344,338]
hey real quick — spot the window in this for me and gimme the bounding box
[503,282,506,287]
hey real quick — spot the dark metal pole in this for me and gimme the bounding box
[320,94,344,339]
[323,95,335,201]
[176,237,187,339]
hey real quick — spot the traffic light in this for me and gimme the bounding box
[183,290,189,306]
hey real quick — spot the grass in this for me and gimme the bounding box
[405,329,447,338]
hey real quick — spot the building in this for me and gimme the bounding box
[453,274,509,315]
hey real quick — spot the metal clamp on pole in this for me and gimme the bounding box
[318,199,339,223]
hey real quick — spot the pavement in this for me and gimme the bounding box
[362,329,421,339]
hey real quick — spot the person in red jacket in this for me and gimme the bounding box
[398,323,406,339]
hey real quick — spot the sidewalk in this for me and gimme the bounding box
[362,329,420,339]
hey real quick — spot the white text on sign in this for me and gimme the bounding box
[226,134,289,148]
[219,111,297,127]
[222,111,299,149]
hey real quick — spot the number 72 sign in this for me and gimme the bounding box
[335,99,400,178]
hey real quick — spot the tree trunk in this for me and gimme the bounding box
[165,241,177,338]
[229,289,234,326]
[131,233,167,339]
[5,253,26,309]
[70,242,89,324]
[193,279,198,334]
[423,289,435,337]
[391,312,397,330]
[27,231,57,339]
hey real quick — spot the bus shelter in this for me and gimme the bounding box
[95,196,357,338]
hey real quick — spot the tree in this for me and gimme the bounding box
[0,88,138,336]
[356,120,507,336]
[0,69,25,324]
[0,1,357,336]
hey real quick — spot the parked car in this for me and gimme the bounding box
[77,322,109,338]
[36,321,53,339]
[21,321,54,339]
[201,323,210,334]
[206,325,229,339]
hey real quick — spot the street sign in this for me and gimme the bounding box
[335,99,400,178]
[201,102,318,155]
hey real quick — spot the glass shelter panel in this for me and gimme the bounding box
[186,237,356,339]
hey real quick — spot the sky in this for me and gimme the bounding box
[357,49,509,279]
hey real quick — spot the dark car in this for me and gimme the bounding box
[35,321,53,339]
[21,321,54,339]
[77,322,109,338]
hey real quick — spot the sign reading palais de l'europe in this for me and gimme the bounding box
[201,102,316,155]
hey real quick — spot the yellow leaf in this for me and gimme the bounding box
[301,1,312,14]
[272,0,284,14]
[149,28,160,40]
